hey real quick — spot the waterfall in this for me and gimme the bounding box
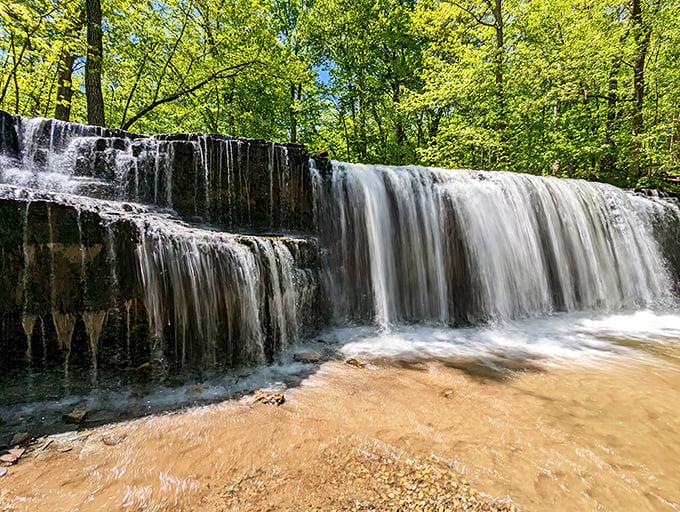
[0,112,319,382]
[0,115,313,231]
[313,162,677,327]
[136,217,314,370]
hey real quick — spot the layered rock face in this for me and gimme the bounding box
[0,111,313,232]
[0,112,324,381]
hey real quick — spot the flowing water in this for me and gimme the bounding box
[2,117,680,510]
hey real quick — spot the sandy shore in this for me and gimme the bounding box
[1,357,679,511]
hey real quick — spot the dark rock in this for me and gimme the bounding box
[32,148,48,167]
[62,408,88,425]
[10,432,29,446]
[81,410,116,428]
[0,110,19,156]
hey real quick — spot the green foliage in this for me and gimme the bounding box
[1,0,679,191]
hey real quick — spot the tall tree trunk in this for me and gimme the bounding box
[672,110,680,164]
[55,52,76,121]
[492,0,505,167]
[601,59,621,176]
[630,0,651,176]
[55,9,85,122]
[290,83,299,144]
[85,0,105,126]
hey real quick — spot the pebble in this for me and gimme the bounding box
[102,434,127,446]
[221,447,518,511]
[346,358,366,368]
[0,467,6,477]
[252,390,285,406]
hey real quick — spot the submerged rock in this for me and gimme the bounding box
[62,408,88,425]
[0,448,25,465]
[102,434,127,446]
[346,358,366,368]
[10,432,29,446]
[185,384,203,396]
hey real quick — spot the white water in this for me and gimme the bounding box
[313,162,679,327]
[333,310,680,365]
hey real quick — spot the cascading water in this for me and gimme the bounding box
[0,115,313,230]
[0,112,323,436]
[312,161,680,344]
[2,109,680,440]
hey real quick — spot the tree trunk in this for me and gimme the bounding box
[290,83,299,144]
[85,0,105,126]
[630,0,651,176]
[55,52,76,121]
[672,111,680,164]
[55,9,85,122]
[492,0,505,167]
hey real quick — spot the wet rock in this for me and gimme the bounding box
[0,110,19,156]
[62,408,88,425]
[10,432,29,446]
[252,390,285,406]
[0,448,25,465]
[81,410,115,428]
[346,358,366,368]
[294,351,322,363]
[102,434,127,446]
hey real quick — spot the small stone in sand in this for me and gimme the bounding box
[346,358,366,368]
[102,434,127,446]
[252,390,285,406]
[0,448,25,466]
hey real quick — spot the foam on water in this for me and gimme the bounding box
[335,310,680,365]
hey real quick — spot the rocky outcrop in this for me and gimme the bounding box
[0,112,315,232]
[0,187,325,379]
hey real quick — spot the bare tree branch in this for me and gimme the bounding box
[443,0,495,28]
[121,60,261,131]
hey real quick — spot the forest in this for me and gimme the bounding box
[1,0,679,191]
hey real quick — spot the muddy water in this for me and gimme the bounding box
[1,351,679,511]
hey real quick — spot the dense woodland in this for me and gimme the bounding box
[1,0,679,190]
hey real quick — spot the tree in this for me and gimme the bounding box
[85,0,105,126]
[54,6,84,121]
